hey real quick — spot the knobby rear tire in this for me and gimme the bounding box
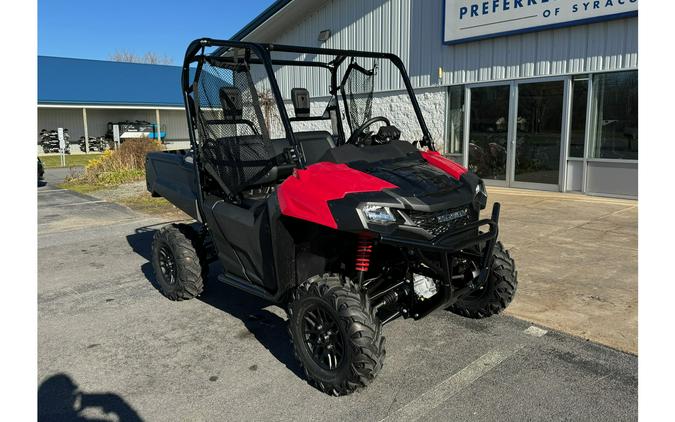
[151,224,208,301]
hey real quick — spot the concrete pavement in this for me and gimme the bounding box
[487,188,638,353]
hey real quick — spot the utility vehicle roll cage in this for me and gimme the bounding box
[180,38,435,170]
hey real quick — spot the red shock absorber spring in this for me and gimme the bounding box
[355,235,373,273]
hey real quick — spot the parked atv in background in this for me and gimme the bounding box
[40,128,70,154]
[105,120,166,145]
[78,136,109,153]
[145,39,518,396]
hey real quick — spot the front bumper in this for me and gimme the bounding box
[377,202,501,320]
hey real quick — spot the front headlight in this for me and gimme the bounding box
[360,204,397,224]
[476,181,487,197]
[475,181,488,210]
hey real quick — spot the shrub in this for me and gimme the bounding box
[68,138,163,186]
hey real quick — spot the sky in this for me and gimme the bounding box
[38,0,277,63]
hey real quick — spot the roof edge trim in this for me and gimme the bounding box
[230,0,294,41]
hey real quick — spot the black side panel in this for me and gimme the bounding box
[201,197,243,279]
[145,151,199,220]
[202,197,277,292]
[268,193,296,293]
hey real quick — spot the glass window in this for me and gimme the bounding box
[515,81,564,185]
[569,78,588,158]
[590,71,638,160]
[468,85,510,181]
[445,85,464,155]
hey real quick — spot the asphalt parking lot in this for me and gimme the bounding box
[38,176,637,421]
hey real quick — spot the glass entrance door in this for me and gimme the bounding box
[467,85,510,182]
[512,81,565,187]
[465,79,566,190]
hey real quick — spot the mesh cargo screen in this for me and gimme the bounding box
[194,53,283,194]
[344,62,376,131]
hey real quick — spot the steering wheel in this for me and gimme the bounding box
[346,116,391,145]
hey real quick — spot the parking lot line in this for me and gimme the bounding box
[380,343,525,422]
[523,325,548,337]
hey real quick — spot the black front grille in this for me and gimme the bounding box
[405,206,476,238]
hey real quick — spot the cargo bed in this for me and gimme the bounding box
[145,150,200,220]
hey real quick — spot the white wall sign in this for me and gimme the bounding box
[444,0,638,44]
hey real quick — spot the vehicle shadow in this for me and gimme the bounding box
[38,373,143,421]
[126,226,304,380]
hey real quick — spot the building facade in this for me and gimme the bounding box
[235,0,638,198]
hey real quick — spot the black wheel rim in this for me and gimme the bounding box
[158,246,177,285]
[301,303,345,371]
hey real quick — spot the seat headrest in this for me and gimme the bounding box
[291,88,310,118]
[219,87,243,120]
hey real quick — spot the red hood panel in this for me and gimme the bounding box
[277,162,397,229]
[420,150,468,180]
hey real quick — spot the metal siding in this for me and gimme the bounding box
[255,0,637,93]
[159,110,190,141]
[37,108,85,145]
[586,23,606,72]
[450,43,468,84]
[505,35,521,79]
[624,18,639,68]
[567,25,588,74]
[552,30,569,75]
[536,31,553,76]
[586,161,638,197]
[480,40,493,82]
[605,19,626,70]
[519,32,538,79]
[492,37,507,81]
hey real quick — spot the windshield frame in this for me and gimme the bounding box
[262,43,433,148]
[182,39,434,158]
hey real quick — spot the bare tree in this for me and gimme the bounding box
[258,89,281,133]
[109,50,174,65]
[109,50,137,63]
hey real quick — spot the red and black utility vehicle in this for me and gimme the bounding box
[145,39,517,395]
